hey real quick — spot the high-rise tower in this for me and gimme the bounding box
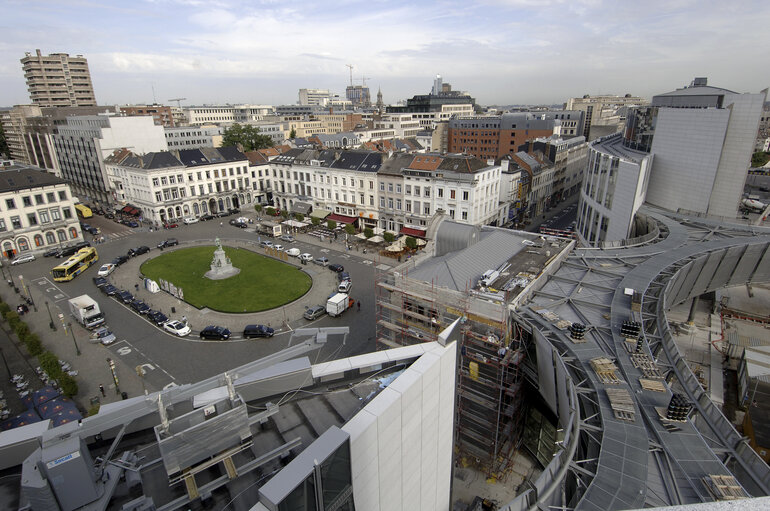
[20,49,97,107]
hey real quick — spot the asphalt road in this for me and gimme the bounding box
[7,214,381,395]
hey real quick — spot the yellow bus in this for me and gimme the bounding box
[74,204,93,218]
[52,247,99,282]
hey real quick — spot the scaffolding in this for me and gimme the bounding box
[374,267,527,478]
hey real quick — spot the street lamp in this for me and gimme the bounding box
[67,322,81,356]
[107,358,120,395]
[45,301,57,331]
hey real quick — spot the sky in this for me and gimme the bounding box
[1,0,769,108]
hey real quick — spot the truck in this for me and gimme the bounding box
[68,294,105,329]
[327,293,354,317]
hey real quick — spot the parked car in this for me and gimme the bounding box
[199,325,231,340]
[313,257,329,266]
[163,320,191,337]
[11,254,35,265]
[228,208,241,215]
[273,244,284,252]
[299,253,313,262]
[329,263,344,273]
[338,280,352,293]
[260,240,274,248]
[57,242,90,258]
[338,271,351,283]
[128,246,150,257]
[280,234,295,242]
[111,255,129,266]
[183,217,199,224]
[101,284,118,296]
[229,219,247,228]
[199,214,215,221]
[164,222,178,229]
[117,290,133,304]
[126,220,139,228]
[129,299,150,314]
[286,248,301,257]
[89,327,116,346]
[92,276,108,288]
[147,310,169,326]
[97,263,116,277]
[43,247,61,257]
[243,324,275,338]
[304,305,326,321]
[157,238,178,249]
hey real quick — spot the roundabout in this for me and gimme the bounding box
[139,244,312,312]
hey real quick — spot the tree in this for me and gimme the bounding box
[266,207,276,216]
[221,123,274,151]
[294,213,304,222]
[364,227,374,238]
[311,217,320,226]
[344,224,356,235]
[405,236,417,250]
[39,351,61,379]
[254,204,263,215]
[752,151,770,168]
[280,209,289,219]
[327,220,337,230]
[25,334,43,356]
[59,373,78,397]
[289,128,297,140]
[383,232,396,243]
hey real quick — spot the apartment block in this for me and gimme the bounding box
[119,104,175,127]
[20,49,96,108]
[448,113,562,159]
[565,93,647,140]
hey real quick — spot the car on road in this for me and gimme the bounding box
[329,263,344,273]
[100,284,118,296]
[286,248,301,257]
[43,247,61,257]
[243,324,274,338]
[157,238,178,249]
[127,246,150,257]
[313,257,329,266]
[280,234,295,242]
[93,277,108,288]
[199,325,231,340]
[89,327,116,346]
[126,220,139,228]
[117,290,133,303]
[273,244,283,251]
[11,254,35,265]
[164,222,178,229]
[97,263,116,277]
[338,280,352,293]
[338,272,350,283]
[81,223,100,235]
[111,255,129,266]
[299,253,313,262]
[163,320,191,337]
[229,219,247,228]
[129,299,150,314]
[147,310,169,326]
[57,241,90,258]
[304,305,326,321]
[199,214,215,221]
[260,240,274,248]
[228,208,241,215]
[183,217,199,224]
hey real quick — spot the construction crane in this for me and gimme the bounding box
[361,76,371,88]
[345,64,354,86]
[168,98,187,108]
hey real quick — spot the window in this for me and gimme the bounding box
[388,198,393,209]
[463,191,469,201]
[190,186,195,196]
[437,188,443,198]
[380,182,385,191]
[462,211,468,220]
[169,175,176,184]
[178,174,184,182]
[388,183,393,192]
[396,184,402,193]
[0,219,5,232]
[449,209,455,219]
[27,213,38,226]
[423,204,430,215]
[69,227,78,239]
[380,197,385,207]
[342,178,346,186]
[155,191,162,201]
[359,179,364,188]
[359,193,364,205]
[199,185,205,195]
[58,230,67,242]
[450,190,456,199]
[47,192,56,202]
[369,195,374,206]
[369,181,374,189]
[152,178,160,186]
[58,191,67,201]
[424,188,430,198]
[406,201,412,212]
[38,210,50,223]
[406,185,411,195]
[22,196,32,207]
[161,176,168,185]
[50,208,61,221]
[34,234,44,247]
[214,169,219,178]
[46,232,55,244]
[18,238,30,252]
[396,199,402,210]
[62,208,72,219]
[414,186,420,196]
[11,216,22,229]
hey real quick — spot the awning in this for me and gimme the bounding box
[310,209,331,219]
[400,227,426,238]
[327,213,357,224]
[291,202,312,215]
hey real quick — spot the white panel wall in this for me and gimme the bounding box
[99,116,169,156]
[343,342,457,511]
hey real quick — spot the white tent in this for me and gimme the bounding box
[368,235,385,243]
[355,232,367,240]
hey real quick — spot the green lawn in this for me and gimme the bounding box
[140,246,311,312]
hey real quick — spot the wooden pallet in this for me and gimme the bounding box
[640,378,666,392]
[703,474,749,500]
[590,357,622,384]
[630,353,665,379]
[605,388,635,422]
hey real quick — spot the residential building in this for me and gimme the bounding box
[374,114,421,138]
[0,161,82,258]
[53,115,168,205]
[182,105,274,126]
[448,113,563,159]
[346,85,371,108]
[522,135,589,202]
[164,124,223,150]
[20,49,97,108]
[119,104,175,127]
[565,93,647,140]
[104,146,250,225]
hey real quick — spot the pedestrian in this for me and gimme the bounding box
[135,283,139,292]
[99,384,105,397]
[220,221,223,227]
[182,315,187,325]
[357,301,360,311]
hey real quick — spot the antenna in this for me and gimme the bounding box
[346,64,354,86]
[168,98,187,108]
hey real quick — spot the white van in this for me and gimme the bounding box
[338,280,352,293]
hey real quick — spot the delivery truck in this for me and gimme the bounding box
[326,293,354,317]
[68,294,105,329]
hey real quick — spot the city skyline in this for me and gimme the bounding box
[1,0,769,107]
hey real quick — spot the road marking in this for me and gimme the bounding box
[111,339,176,381]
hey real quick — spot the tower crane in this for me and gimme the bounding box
[345,64,354,86]
[168,98,187,108]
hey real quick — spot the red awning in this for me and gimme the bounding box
[121,205,133,213]
[327,213,357,224]
[400,227,426,238]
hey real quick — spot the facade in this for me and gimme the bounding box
[298,88,333,106]
[119,104,175,127]
[576,133,653,245]
[53,115,168,205]
[345,85,371,108]
[183,105,275,126]
[105,147,251,225]
[448,113,562,159]
[20,49,97,108]
[374,114,421,138]
[0,162,82,258]
[164,124,223,150]
[565,93,648,140]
